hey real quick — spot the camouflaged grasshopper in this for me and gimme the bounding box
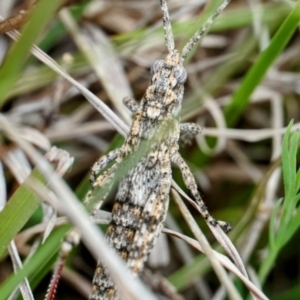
[46,1,231,299]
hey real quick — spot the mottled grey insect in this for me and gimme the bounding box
[46,1,231,300]
[88,1,231,299]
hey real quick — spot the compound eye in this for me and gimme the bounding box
[174,65,187,84]
[150,60,165,75]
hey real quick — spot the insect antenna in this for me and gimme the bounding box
[181,0,231,61]
[160,0,175,53]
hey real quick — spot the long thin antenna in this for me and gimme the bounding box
[160,0,175,53]
[181,0,231,61]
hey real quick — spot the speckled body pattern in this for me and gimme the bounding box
[45,1,232,300]
[87,0,232,299]
[89,51,186,300]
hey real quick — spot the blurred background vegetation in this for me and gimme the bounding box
[0,0,300,299]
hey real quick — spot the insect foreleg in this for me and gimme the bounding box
[90,148,120,184]
[123,97,139,113]
[179,122,202,145]
[180,122,202,135]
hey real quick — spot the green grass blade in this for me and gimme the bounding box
[0,226,67,300]
[281,122,294,200]
[280,207,300,245]
[0,0,62,106]
[296,168,300,193]
[0,172,43,257]
[259,121,300,284]
[224,3,300,126]
[269,198,283,250]
[281,129,300,229]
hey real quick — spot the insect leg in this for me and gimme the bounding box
[123,97,139,113]
[171,152,231,233]
[180,122,202,146]
[180,122,202,135]
[90,148,120,184]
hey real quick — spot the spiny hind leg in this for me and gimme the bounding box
[171,151,231,233]
[123,97,139,113]
[180,122,202,146]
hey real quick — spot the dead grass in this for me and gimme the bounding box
[0,1,300,300]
